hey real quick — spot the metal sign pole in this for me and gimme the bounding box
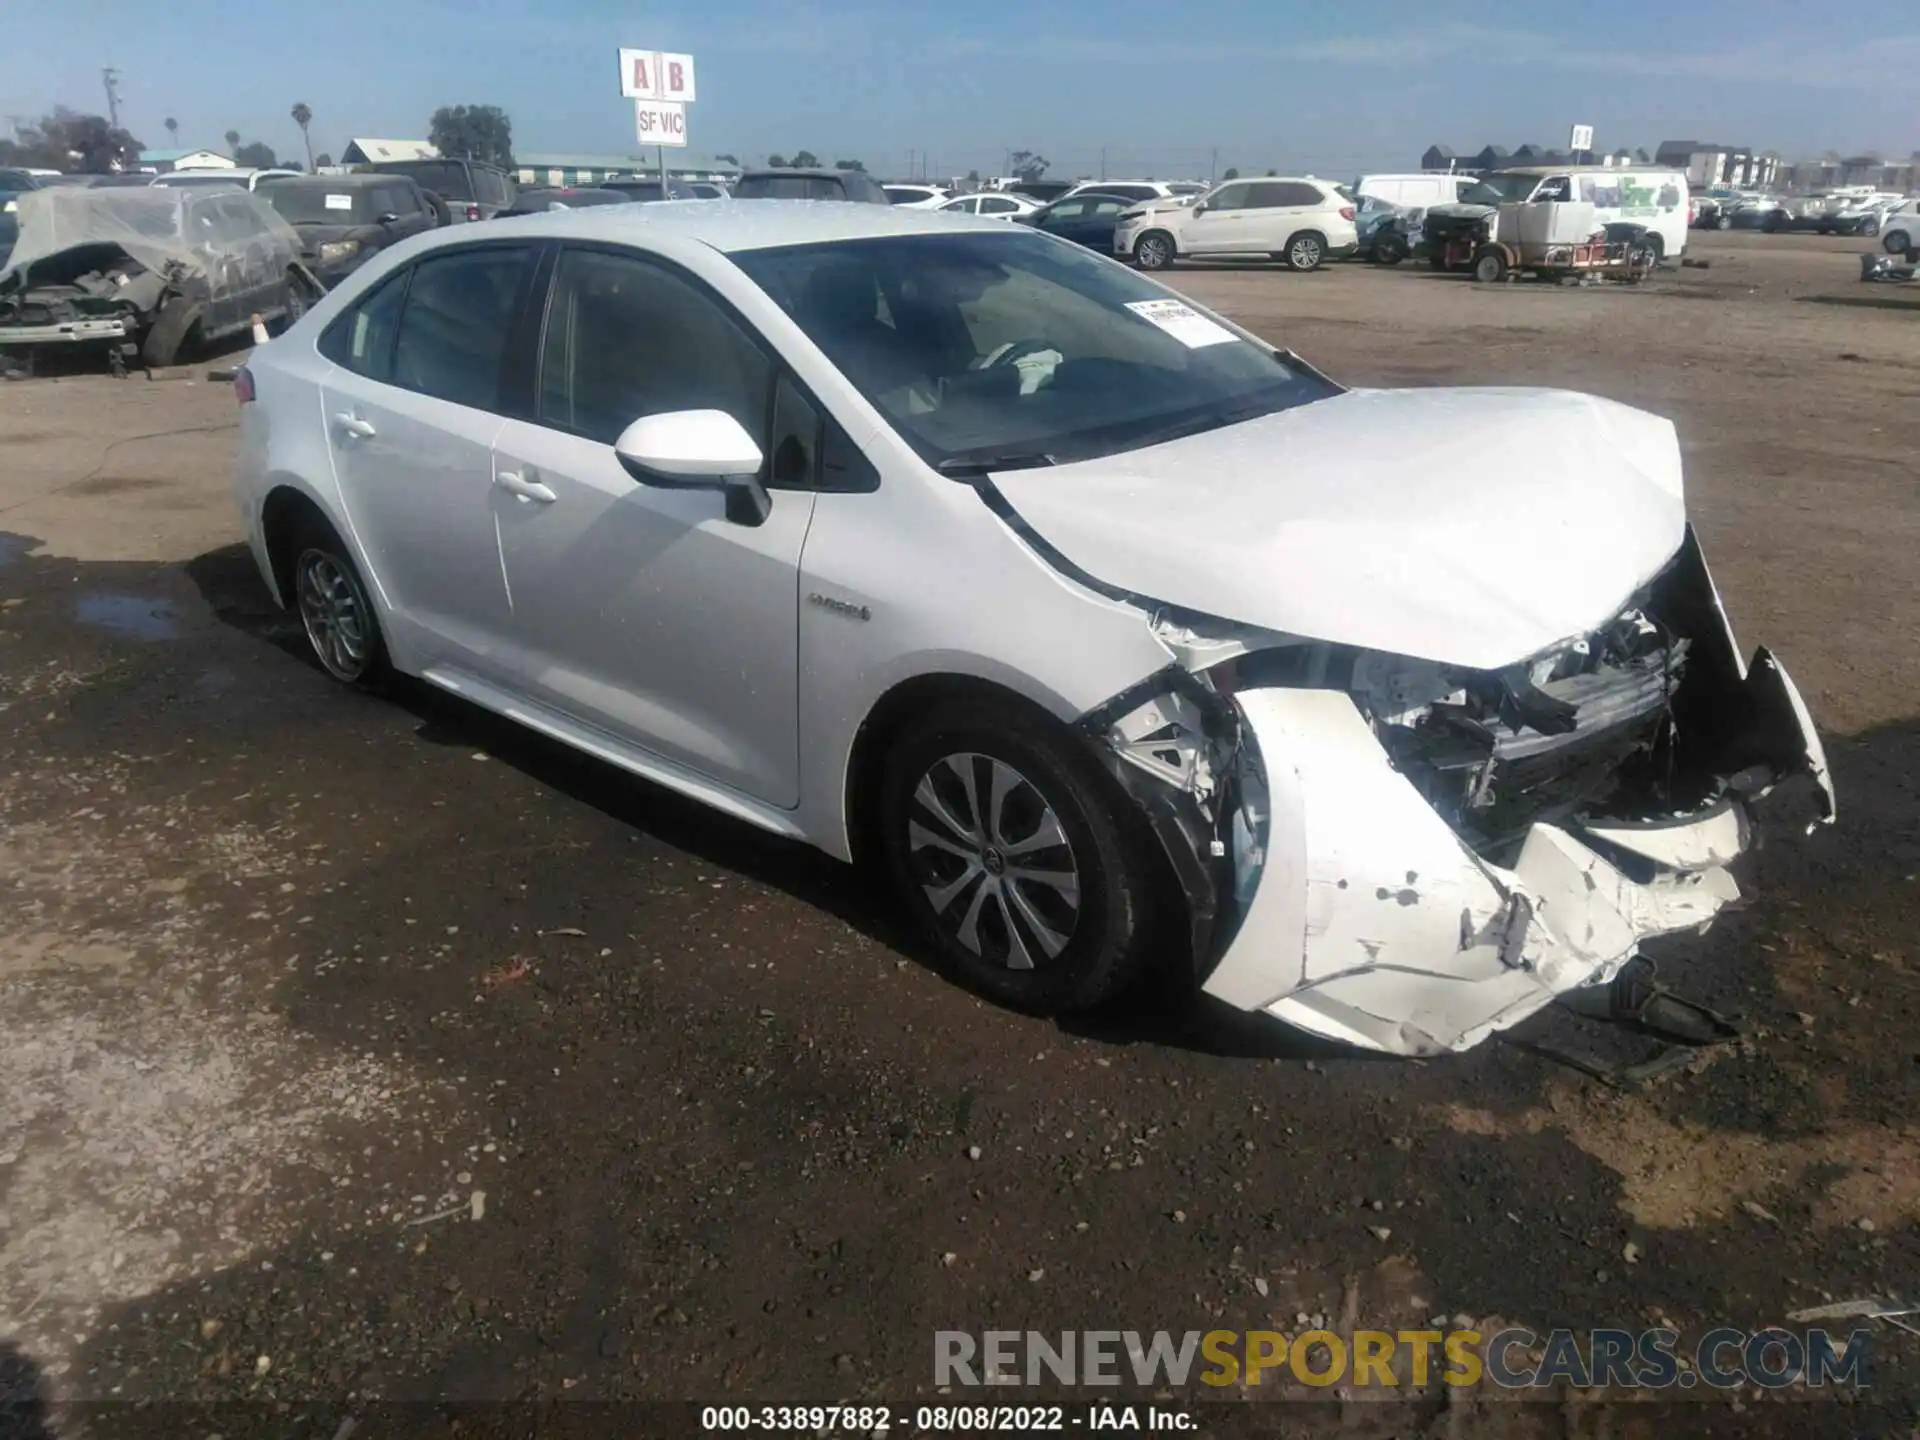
[659,143,666,192]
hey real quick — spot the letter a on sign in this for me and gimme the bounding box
[619,47,660,100]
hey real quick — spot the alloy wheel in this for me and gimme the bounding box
[296,548,372,682]
[904,752,1082,971]
[1135,235,1171,270]
[1289,235,1323,270]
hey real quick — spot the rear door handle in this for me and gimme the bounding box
[332,413,376,439]
[495,470,556,503]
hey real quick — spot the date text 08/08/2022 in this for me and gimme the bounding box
[699,1404,1195,1432]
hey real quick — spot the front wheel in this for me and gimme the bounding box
[1884,229,1911,254]
[1285,232,1325,271]
[878,700,1162,1015]
[1472,246,1508,283]
[1132,231,1175,271]
[290,521,390,688]
[1372,230,1408,265]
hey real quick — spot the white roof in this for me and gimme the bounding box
[467,198,1008,254]
[348,138,439,163]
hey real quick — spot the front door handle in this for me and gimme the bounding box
[495,470,557,503]
[332,413,376,439]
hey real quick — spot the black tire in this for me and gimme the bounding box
[1642,232,1665,266]
[1372,230,1408,265]
[1284,231,1325,271]
[1860,217,1881,237]
[139,296,200,369]
[285,516,391,690]
[878,699,1162,1015]
[1715,213,1732,231]
[1472,246,1508,283]
[1132,230,1175,271]
[1884,229,1910,254]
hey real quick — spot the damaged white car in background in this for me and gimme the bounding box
[233,208,1832,1057]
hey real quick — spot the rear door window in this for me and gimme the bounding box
[396,162,471,200]
[319,269,410,379]
[388,245,535,410]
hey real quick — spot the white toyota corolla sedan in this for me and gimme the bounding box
[232,200,1834,1056]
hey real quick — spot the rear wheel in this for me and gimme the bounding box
[1133,231,1175,271]
[1883,228,1910,254]
[878,699,1161,1015]
[1642,232,1665,266]
[289,518,390,689]
[1284,232,1325,271]
[1715,213,1732,230]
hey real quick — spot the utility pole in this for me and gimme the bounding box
[1099,146,1106,180]
[1209,145,1217,185]
[101,67,122,129]
[907,147,915,181]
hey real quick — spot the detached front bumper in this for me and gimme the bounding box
[1193,555,1833,1057]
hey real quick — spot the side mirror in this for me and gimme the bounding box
[377,212,400,224]
[614,409,771,526]
[1190,203,1207,215]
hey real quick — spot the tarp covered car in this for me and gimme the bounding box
[0,187,319,368]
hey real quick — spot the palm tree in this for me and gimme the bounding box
[164,116,179,148]
[290,102,313,171]
[225,129,240,157]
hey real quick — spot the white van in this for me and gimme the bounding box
[1438,166,1691,261]
[1354,173,1482,209]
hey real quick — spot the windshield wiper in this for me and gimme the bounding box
[935,451,1057,479]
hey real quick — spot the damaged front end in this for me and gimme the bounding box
[0,243,171,349]
[1081,527,1833,1057]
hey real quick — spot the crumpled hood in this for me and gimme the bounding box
[991,386,1688,669]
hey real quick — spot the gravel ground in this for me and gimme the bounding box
[0,229,1916,1438]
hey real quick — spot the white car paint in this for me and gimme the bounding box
[883,184,952,209]
[234,199,1832,1057]
[990,387,1685,670]
[1113,177,1358,264]
[939,193,1041,219]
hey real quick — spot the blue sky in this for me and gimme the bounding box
[6,0,1916,178]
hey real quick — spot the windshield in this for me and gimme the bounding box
[733,230,1333,470]
[260,184,368,223]
[1458,174,1540,206]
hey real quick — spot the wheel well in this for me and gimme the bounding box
[842,673,1079,868]
[1138,227,1176,252]
[840,670,1198,975]
[259,485,336,605]
[1287,228,1327,249]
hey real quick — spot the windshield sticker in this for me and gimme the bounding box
[324,193,354,211]
[1124,299,1236,349]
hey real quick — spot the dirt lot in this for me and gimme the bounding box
[1,230,1917,1437]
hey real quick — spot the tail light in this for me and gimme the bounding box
[233,366,255,404]
[465,202,480,221]
[1339,206,1355,221]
